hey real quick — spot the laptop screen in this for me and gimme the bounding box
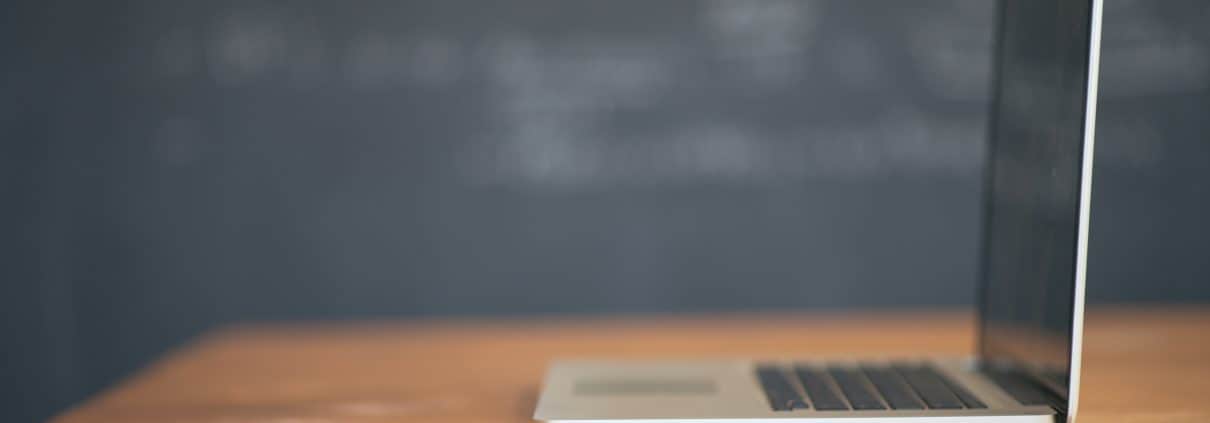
[978,0,1098,405]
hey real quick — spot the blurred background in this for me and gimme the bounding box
[2,0,1208,422]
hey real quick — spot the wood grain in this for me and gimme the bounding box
[52,306,1210,423]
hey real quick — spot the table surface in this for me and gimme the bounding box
[53,306,1210,423]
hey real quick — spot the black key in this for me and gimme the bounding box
[828,368,886,410]
[892,365,965,409]
[861,367,925,410]
[934,369,988,409]
[757,366,806,411]
[900,364,988,408]
[794,367,849,410]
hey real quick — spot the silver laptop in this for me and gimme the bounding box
[535,0,1103,422]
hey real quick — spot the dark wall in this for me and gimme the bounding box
[4,1,1209,422]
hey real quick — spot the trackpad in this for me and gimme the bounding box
[534,360,769,420]
[574,379,718,395]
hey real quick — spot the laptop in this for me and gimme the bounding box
[534,0,1103,422]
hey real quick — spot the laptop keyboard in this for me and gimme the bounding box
[757,363,989,412]
[862,367,925,409]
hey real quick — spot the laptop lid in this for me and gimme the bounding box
[977,0,1102,420]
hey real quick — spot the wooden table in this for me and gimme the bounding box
[53,307,1210,423]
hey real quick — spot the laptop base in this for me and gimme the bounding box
[534,358,1055,422]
